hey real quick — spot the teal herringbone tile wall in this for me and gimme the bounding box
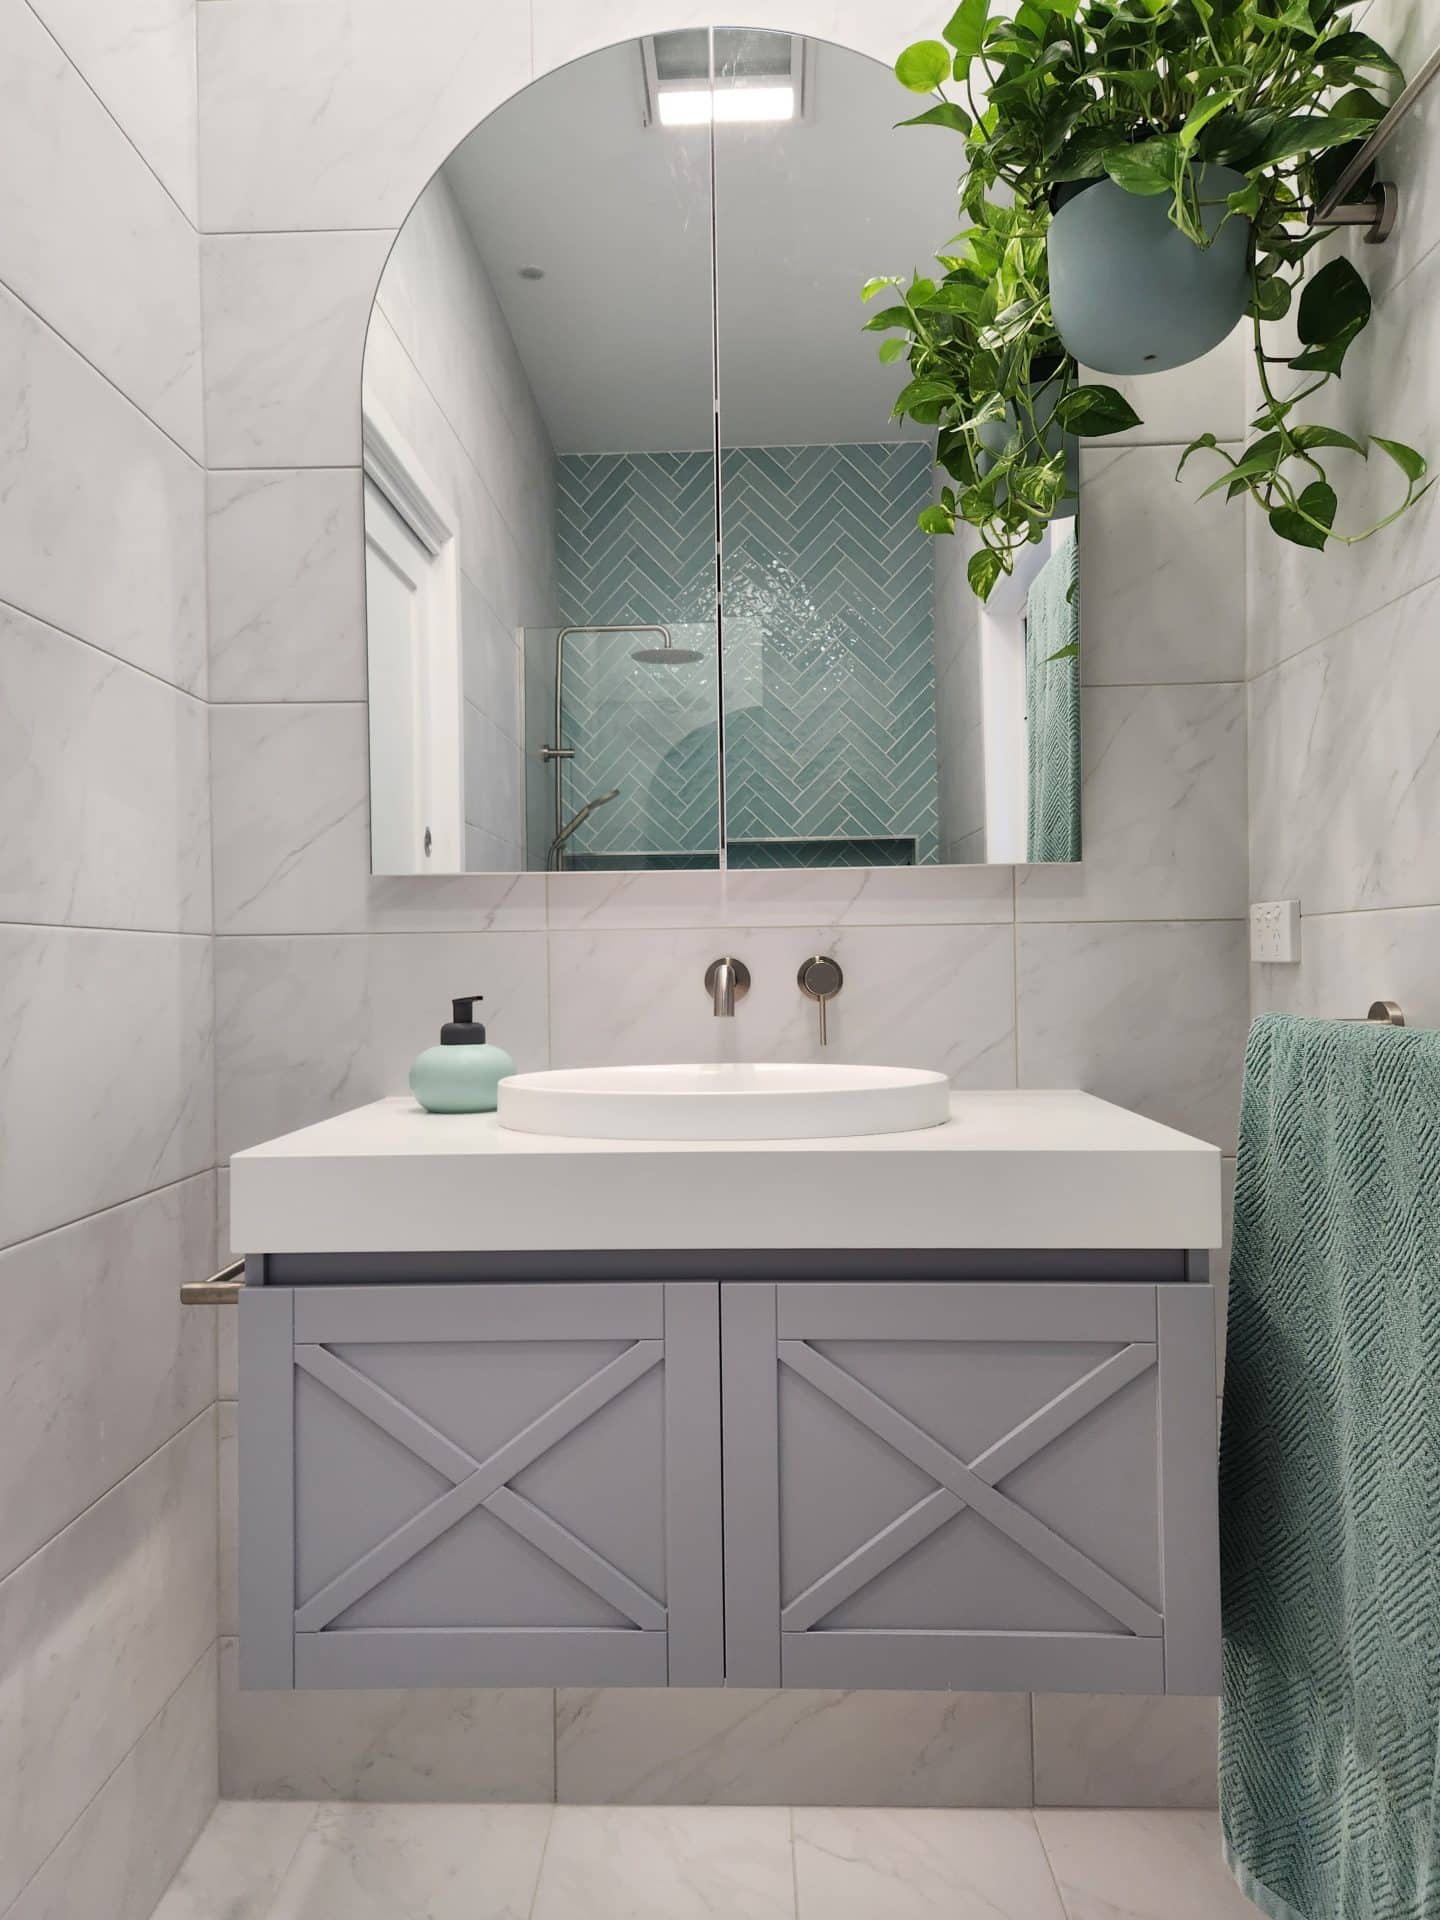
[554,443,939,865]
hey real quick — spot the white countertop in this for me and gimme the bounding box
[230,1090,1222,1254]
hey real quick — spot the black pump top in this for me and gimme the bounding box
[440,995,487,1046]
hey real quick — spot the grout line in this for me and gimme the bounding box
[1245,562,1440,682]
[0,274,202,473]
[1030,1806,1076,1918]
[0,1637,219,1920]
[202,225,396,239]
[0,591,206,704]
[20,0,200,234]
[0,1166,214,1264]
[788,1804,801,1918]
[0,920,212,939]
[525,1801,559,1920]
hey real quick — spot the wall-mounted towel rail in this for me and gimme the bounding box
[1345,1000,1406,1027]
[1312,41,1440,242]
[181,1258,245,1305]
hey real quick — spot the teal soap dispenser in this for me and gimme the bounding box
[409,995,515,1114]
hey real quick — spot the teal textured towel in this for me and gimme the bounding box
[1025,529,1080,863]
[1220,1012,1440,1920]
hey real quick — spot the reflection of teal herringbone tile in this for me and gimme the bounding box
[554,443,939,864]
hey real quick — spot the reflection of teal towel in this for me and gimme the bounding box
[1025,531,1080,862]
[1220,1012,1440,1920]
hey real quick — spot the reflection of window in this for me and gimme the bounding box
[640,31,806,128]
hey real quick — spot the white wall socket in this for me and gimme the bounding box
[1250,899,1301,963]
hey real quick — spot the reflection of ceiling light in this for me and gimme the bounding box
[656,83,796,127]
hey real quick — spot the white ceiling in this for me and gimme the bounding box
[443,37,963,453]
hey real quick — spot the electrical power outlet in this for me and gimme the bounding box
[1250,899,1301,963]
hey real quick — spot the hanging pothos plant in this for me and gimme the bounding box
[866,0,1431,601]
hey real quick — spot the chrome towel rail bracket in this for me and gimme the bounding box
[181,1258,245,1305]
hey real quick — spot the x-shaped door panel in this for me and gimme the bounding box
[293,1338,667,1632]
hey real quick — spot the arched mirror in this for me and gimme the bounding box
[361,30,1082,876]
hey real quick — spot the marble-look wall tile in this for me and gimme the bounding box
[218,1638,555,1801]
[214,930,548,1159]
[545,863,1015,931]
[208,469,366,702]
[1079,446,1246,686]
[149,1799,315,1920]
[793,1807,1066,1920]
[6,1647,217,1920]
[0,927,214,1248]
[0,0,202,455]
[531,0,939,82]
[198,0,531,233]
[547,923,1016,1085]
[1017,685,1247,923]
[27,0,199,224]
[0,1173,216,1582]
[202,231,392,467]
[0,606,211,933]
[1246,231,1440,676]
[218,1401,237,1638]
[0,284,205,693]
[1078,327,1247,449]
[1017,920,1250,1149]
[1251,904,1440,1034]
[1248,575,1440,916]
[534,1804,794,1920]
[1032,1693,1218,1809]
[0,1412,217,1912]
[555,1688,1033,1807]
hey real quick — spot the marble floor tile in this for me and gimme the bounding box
[793,1807,1066,1920]
[1035,1809,1255,1919]
[151,1799,315,1920]
[266,1802,553,1920]
[532,1805,796,1920]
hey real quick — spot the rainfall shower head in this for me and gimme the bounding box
[632,633,702,665]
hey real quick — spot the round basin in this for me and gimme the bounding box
[496,1062,951,1142]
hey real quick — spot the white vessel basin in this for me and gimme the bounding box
[497,1062,951,1141]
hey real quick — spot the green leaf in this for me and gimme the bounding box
[1269,481,1338,550]
[1227,179,1262,218]
[1250,274,1293,322]
[1289,424,1367,457]
[878,337,909,364]
[862,305,913,332]
[1180,90,1237,149]
[892,373,954,416]
[1373,437,1428,484]
[917,503,956,534]
[860,277,900,302]
[941,0,991,59]
[1046,640,1080,662]
[1296,256,1371,345]
[1289,316,1365,373]
[1103,135,1182,196]
[1053,384,1143,437]
[1315,31,1403,82]
[896,101,973,133]
[1176,432,1221,479]
[895,40,953,91]
[967,547,1005,600]
[1239,110,1382,170]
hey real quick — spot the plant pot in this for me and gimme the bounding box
[976,369,1079,518]
[1048,166,1250,375]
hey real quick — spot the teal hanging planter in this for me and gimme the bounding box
[1048,166,1251,376]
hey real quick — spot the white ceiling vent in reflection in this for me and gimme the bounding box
[641,30,807,128]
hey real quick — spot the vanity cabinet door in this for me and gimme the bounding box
[721,1281,1218,1694]
[239,1282,723,1690]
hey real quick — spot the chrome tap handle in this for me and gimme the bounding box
[797,955,843,1046]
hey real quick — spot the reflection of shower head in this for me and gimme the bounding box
[632,636,702,665]
[549,788,620,857]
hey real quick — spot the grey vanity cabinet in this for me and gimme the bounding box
[238,1281,724,1690]
[239,1270,1218,1694]
[721,1281,1220,1695]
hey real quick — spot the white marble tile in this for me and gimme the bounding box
[198,0,531,233]
[0,605,211,933]
[151,1798,315,1920]
[546,922,1015,1085]
[556,1688,1034,1807]
[0,0,202,455]
[7,1647,218,1920]
[1077,326,1247,449]
[534,1805,796,1920]
[1248,574,1440,916]
[1017,685,1247,923]
[0,1172,216,1582]
[1017,921,1250,1149]
[214,930,548,1159]
[544,864,1015,931]
[264,1802,553,1920]
[0,282,205,693]
[0,1412,217,1912]
[464,704,526,857]
[793,1807,1066,1920]
[218,1400,237,1638]
[1246,230,1440,675]
[532,0,941,81]
[1032,1695,1218,1810]
[1078,446,1246,686]
[218,1638,556,1801]
[202,231,392,468]
[1035,1809,1255,1919]
[0,927,214,1247]
[28,0,199,222]
[1250,904,1440,1034]
[463,570,525,743]
[208,469,366,703]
